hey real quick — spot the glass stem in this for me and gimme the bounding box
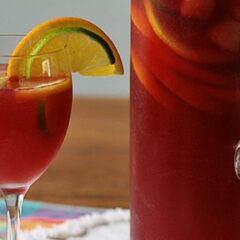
[3,193,25,240]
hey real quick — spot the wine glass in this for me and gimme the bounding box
[0,34,72,240]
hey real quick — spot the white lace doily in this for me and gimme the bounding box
[20,208,130,240]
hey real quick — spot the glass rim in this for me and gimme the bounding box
[0,34,68,58]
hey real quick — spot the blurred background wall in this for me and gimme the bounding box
[0,0,130,97]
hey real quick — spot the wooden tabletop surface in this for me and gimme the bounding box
[26,98,129,209]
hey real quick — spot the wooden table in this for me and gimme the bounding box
[26,98,129,209]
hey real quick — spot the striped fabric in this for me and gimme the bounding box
[0,200,96,237]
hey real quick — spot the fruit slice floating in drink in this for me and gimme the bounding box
[144,0,240,63]
[132,0,240,114]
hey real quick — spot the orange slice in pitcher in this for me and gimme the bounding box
[7,17,124,79]
[144,0,237,63]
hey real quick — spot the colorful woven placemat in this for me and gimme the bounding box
[0,199,96,237]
